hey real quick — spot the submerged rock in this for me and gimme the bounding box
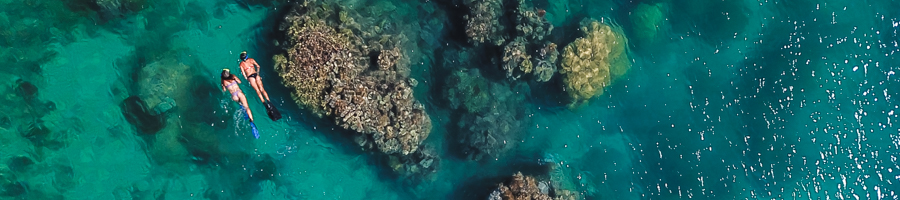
[23,121,64,150]
[135,58,190,115]
[560,19,630,106]
[14,79,38,100]
[629,3,666,45]
[152,97,176,116]
[7,156,34,173]
[92,0,147,19]
[0,117,9,129]
[122,58,192,135]
[274,2,433,175]
[0,168,26,197]
[121,96,165,135]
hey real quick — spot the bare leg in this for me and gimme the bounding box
[249,77,266,103]
[239,93,254,122]
[255,77,271,102]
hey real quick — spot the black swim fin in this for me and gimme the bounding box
[265,101,282,121]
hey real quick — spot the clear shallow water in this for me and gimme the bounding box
[1,0,899,199]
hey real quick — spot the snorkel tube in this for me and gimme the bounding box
[240,51,248,61]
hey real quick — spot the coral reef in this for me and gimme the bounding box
[560,19,630,105]
[488,172,554,200]
[629,3,666,44]
[463,0,507,46]
[501,38,558,82]
[388,144,440,179]
[488,171,583,200]
[502,37,533,81]
[532,42,559,82]
[490,172,552,200]
[444,68,491,113]
[274,15,364,117]
[444,68,527,160]
[456,108,520,160]
[515,0,553,41]
[377,47,409,77]
[275,2,432,161]
[487,0,557,82]
[328,0,437,74]
[325,76,431,155]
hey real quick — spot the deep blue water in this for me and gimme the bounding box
[0,0,899,199]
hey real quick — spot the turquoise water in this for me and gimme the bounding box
[1,0,899,199]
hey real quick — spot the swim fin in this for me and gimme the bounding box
[264,101,282,121]
[241,105,260,139]
[250,122,260,139]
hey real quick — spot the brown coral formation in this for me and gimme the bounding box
[464,0,507,46]
[325,76,430,155]
[488,172,582,200]
[532,42,559,82]
[515,0,553,41]
[501,38,558,82]
[489,172,552,200]
[274,18,363,116]
[274,3,432,157]
[494,0,557,82]
[502,37,533,81]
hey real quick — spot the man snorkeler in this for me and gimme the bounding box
[238,51,282,121]
[238,51,271,104]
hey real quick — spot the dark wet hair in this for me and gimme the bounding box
[221,69,234,81]
[240,51,248,61]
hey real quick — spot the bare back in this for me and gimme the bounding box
[223,79,240,93]
[223,79,242,101]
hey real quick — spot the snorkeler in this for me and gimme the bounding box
[238,51,271,104]
[238,51,282,121]
[221,69,254,122]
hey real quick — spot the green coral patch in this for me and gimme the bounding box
[629,3,666,44]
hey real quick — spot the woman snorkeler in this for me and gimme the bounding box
[221,69,254,122]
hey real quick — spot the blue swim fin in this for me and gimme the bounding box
[240,105,260,139]
[250,122,260,139]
